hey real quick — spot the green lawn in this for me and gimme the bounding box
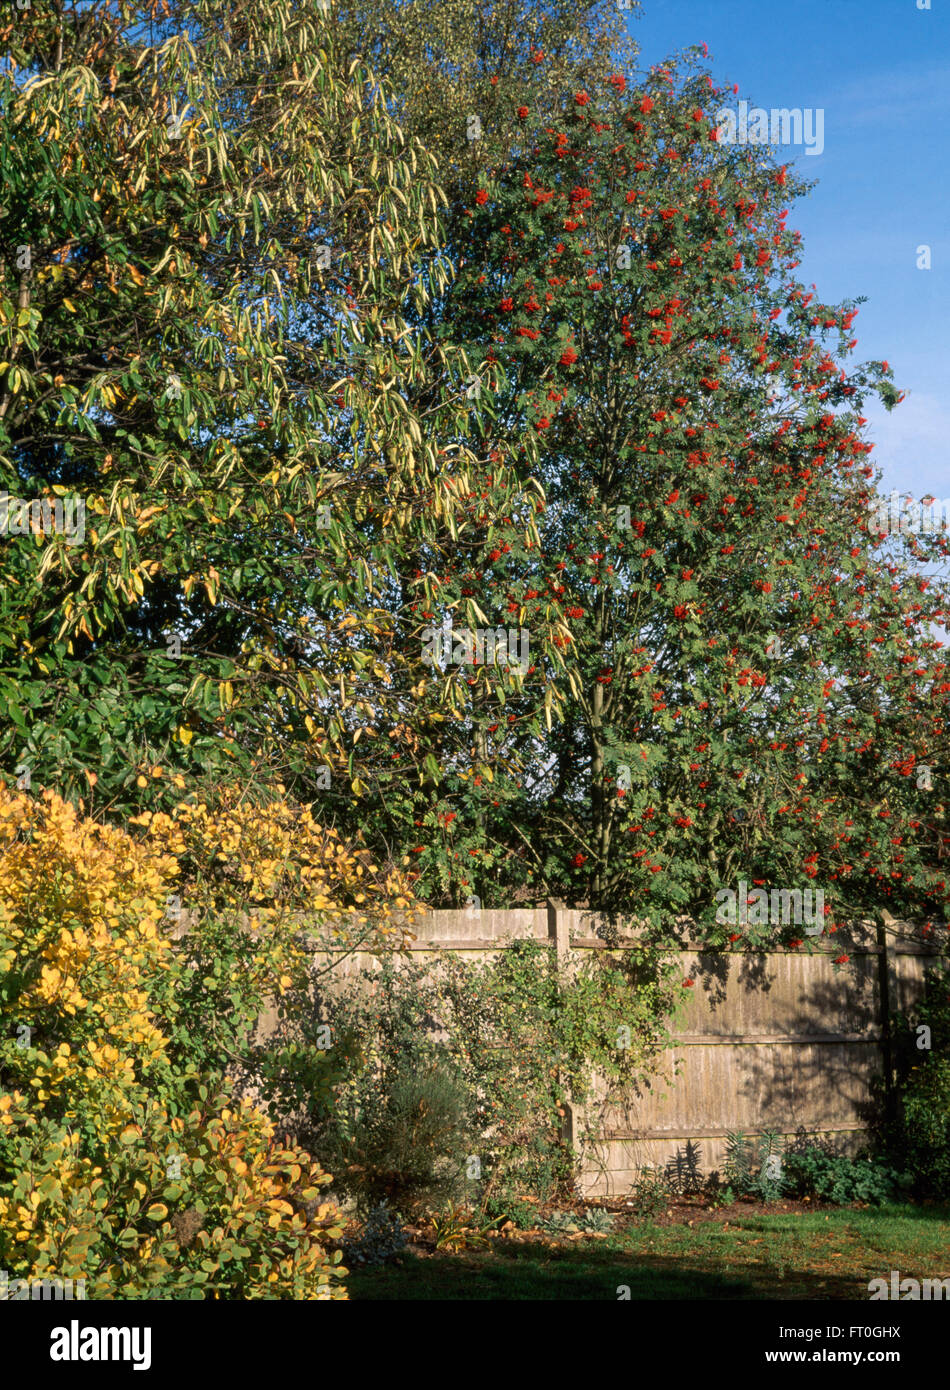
[348,1203,950,1300]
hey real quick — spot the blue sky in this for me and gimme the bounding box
[626,0,949,501]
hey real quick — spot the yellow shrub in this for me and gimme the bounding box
[0,787,174,1144]
[0,784,363,1298]
[132,782,418,936]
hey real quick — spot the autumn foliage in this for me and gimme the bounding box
[0,783,417,1297]
[2,0,950,1300]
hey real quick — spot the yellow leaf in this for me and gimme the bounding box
[178,726,193,745]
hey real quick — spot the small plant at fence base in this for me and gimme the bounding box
[622,1126,919,1215]
[538,1209,580,1237]
[719,1129,788,1202]
[782,1146,906,1206]
[577,1206,616,1234]
[664,1140,705,1196]
[628,1166,675,1219]
[719,1129,908,1206]
[534,1207,615,1237]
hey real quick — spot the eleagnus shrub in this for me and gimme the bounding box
[0,1092,346,1299]
[0,785,362,1298]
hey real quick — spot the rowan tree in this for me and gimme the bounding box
[431,51,950,943]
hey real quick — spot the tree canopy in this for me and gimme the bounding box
[2,2,948,945]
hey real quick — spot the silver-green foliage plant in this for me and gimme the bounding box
[341,1202,409,1268]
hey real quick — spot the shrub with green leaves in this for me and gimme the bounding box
[304,939,676,1213]
[628,1166,674,1220]
[783,1146,904,1206]
[318,1058,474,1217]
[889,962,950,1198]
[483,1192,541,1231]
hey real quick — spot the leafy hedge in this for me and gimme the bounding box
[890,962,950,1199]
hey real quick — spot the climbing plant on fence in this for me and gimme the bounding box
[302,937,680,1213]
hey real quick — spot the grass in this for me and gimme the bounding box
[347,1202,950,1300]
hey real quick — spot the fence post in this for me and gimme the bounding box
[875,917,895,1126]
[547,899,575,1150]
[546,897,570,965]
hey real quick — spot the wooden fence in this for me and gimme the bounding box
[294,903,946,1197]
